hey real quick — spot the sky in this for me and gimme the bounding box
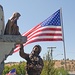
[0,0,75,63]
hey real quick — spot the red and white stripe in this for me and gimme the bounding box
[14,23,63,53]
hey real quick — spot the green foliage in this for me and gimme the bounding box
[55,68,69,75]
[41,50,56,75]
[41,50,69,75]
[2,66,10,75]
[2,61,26,75]
[41,60,56,75]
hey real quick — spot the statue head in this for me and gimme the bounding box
[13,12,21,18]
[10,12,21,20]
[31,45,42,56]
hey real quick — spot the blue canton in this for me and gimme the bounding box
[41,9,61,26]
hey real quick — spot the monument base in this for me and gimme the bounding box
[0,35,27,75]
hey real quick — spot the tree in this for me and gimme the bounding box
[41,50,56,75]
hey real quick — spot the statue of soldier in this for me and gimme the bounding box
[4,12,21,35]
[19,44,44,75]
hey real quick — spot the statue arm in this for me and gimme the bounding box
[19,44,29,60]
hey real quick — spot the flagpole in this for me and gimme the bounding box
[60,8,67,70]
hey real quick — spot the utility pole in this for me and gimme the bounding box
[47,47,56,60]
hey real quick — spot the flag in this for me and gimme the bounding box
[6,68,16,75]
[14,9,63,53]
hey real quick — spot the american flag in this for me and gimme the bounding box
[14,9,63,53]
[6,69,16,75]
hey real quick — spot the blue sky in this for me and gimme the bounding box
[0,0,75,62]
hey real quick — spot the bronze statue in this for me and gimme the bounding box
[4,12,21,35]
[19,44,44,75]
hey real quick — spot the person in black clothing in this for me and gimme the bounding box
[19,44,44,75]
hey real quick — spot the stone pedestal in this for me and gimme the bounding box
[0,5,27,75]
[0,35,27,75]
